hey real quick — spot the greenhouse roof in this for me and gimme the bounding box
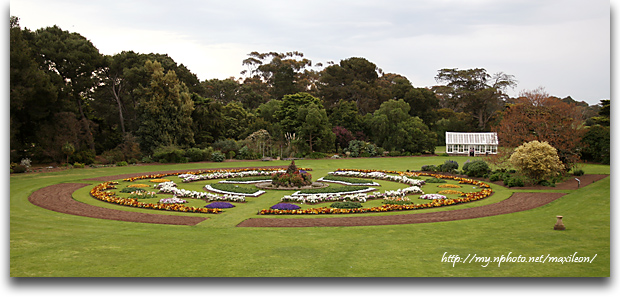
[445,132,498,145]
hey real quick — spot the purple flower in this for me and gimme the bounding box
[270,203,301,210]
[205,202,235,209]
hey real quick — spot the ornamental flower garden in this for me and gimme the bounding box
[88,166,494,216]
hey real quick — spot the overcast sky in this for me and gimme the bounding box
[9,0,611,105]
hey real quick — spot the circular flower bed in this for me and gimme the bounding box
[88,167,494,217]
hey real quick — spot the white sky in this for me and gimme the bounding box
[9,0,611,105]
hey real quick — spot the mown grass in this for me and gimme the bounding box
[10,156,609,277]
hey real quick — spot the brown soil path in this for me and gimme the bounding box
[28,183,208,225]
[236,192,566,227]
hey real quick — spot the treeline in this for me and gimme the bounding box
[9,17,609,167]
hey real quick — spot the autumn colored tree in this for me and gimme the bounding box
[493,87,585,167]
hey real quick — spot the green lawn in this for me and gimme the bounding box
[9,156,610,277]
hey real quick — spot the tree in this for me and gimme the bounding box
[327,99,365,135]
[318,57,389,114]
[236,76,271,109]
[245,129,271,157]
[380,73,439,126]
[31,25,105,151]
[61,142,75,165]
[435,68,516,130]
[274,92,334,153]
[510,140,564,182]
[369,99,436,153]
[221,102,253,140]
[241,51,313,99]
[191,94,224,146]
[10,17,64,159]
[201,77,240,104]
[333,126,355,151]
[580,125,610,164]
[580,99,610,164]
[136,60,195,153]
[493,87,585,167]
[276,92,324,134]
[296,103,335,153]
[432,108,477,145]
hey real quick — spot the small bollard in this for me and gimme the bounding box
[575,178,580,188]
[554,216,566,230]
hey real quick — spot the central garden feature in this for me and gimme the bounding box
[86,164,495,217]
[257,160,328,190]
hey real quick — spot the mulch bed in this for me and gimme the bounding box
[26,170,608,227]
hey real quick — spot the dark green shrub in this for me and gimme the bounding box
[71,149,96,164]
[425,177,447,183]
[388,150,402,157]
[237,146,260,160]
[306,152,327,159]
[462,160,490,177]
[152,145,186,163]
[100,148,125,164]
[539,180,555,187]
[186,148,207,162]
[211,151,225,162]
[212,139,239,153]
[504,176,524,187]
[12,164,27,173]
[421,165,437,172]
[440,160,459,173]
[345,140,379,157]
[227,150,236,160]
[573,169,585,176]
[330,202,363,209]
[488,173,503,182]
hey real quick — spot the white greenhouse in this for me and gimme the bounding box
[445,132,498,155]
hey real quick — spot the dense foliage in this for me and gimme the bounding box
[9,17,608,167]
[510,141,564,182]
[462,160,491,178]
